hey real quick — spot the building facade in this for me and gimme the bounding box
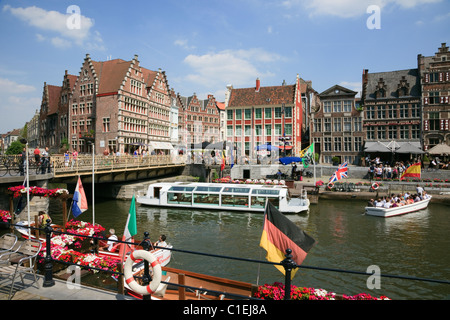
[311,85,363,164]
[225,75,313,163]
[418,42,450,149]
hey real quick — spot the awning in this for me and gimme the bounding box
[149,141,174,150]
[395,142,424,154]
[364,141,423,154]
[364,141,390,153]
[427,143,450,155]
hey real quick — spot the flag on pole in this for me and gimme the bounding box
[119,194,138,263]
[221,150,225,171]
[328,161,348,184]
[72,176,88,218]
[300,143,314,168]
[401,163,421,180]
[259,202,316,279]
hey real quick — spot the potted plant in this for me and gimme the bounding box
[332,156,340,166]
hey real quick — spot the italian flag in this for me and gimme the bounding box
[119,194,138,262]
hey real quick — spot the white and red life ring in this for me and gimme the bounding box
[124,250,162,296]
[371,183,379,190]
[327,182,334,189]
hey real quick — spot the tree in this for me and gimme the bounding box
[6,140,25,155]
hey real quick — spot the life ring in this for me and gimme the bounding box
[327,182,334,189]
[371,183,379,190]
[124,250,162,296]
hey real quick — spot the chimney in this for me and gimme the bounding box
[256,78,260,92]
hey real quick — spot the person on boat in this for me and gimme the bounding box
[154,234,167,248]
[100,229,118,252]
[38,210,52,227]
[383,198,392,209]
[375,199,383,207]
[367,199,375,207]
[416,185,424,197]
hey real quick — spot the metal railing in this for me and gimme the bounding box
[3,220,449,300]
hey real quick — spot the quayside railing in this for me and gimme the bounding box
[4,220,450,300]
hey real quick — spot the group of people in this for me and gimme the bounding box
[19,146,51,175]
[367,160,414,180]
[367,185,431,209]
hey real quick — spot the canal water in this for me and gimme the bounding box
[47,197,449,300]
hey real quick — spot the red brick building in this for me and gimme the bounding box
[418,42,450,149]
[225,75,314,163]
[69,54,173,155]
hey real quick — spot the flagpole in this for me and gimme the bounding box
[26,142,30,226]
[92,142,95,225]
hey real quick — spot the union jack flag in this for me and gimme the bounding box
[328,161,348,183]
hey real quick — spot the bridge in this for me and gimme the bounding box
[0,154,186,185]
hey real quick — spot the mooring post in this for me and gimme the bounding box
[281,249,296,300]
[43,219,55,287]
[141,231,151,300]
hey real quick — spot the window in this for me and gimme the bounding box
[324,137,331,152]
[388,126,397,139]
[399,104,408,118]
[227,125,233,136]
[255,125,262,136]
[265,124,271,136]
[72,121,77,134]
[235,109,242,120]
[275,124,282,135]
[429,112,439,130]
[429,92,439,104]
[344,137,352,152]
[400,125,409,139]
[388,105,396,118]
[284,106,292,118]
[377,126,386,139]
[354,137,362,152]
[412,125,420,139]
[313,119,321,132]
[411,104,419,118]
[275,107,282,118]
[377,105,385,119]
[334,137,342,152]
[366,106,375,119]
[333,101,341,113]
[265,108,272,119]
[367,126,375,140]
[102,117,110,132]
[244,109,252,120]
[244,125,251,136]
[343,117,351,132]
[324,118,331,132]
[323,101,331,113]
[72,104,78,115]
[353,117,362,131]
[284,124,292,136]
[343,100,352,112]
[255,108,262,119]
[227,110,233,120]
[235,125,242,136]
[333,118,341,132]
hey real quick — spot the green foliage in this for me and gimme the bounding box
[6,140,25,155]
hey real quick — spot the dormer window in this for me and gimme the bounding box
[375,78,387,99]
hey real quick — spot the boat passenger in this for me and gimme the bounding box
[367,199,375,207]
[414,194,421,202]
[375,199,383,207]
[38,211,52,227]
[383,198,392,209]
[155,234,167,248]
[101,229,118,252]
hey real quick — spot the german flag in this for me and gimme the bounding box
[401,162,421,180]
[260,202,316,278]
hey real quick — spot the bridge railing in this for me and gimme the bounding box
[51,154,187,175]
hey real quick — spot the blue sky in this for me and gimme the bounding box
[0,0,449,133]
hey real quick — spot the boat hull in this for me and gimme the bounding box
[365,197,432,218]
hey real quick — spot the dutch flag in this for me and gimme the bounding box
[72,176,88,218]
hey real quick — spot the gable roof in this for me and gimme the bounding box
[92,59,130,95]
[228,84,296,107]
[319,84,357,98]
[46,84,62,115]
[363,69,421,100]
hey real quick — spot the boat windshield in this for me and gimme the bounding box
[222,187,250,193]
[251,189,280,195]
[194,186,223,192]
[169,186,195,192]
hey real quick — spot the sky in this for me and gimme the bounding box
[0,0,449,133]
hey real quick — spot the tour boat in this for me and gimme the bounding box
[365,196,432,218]
[136,181,309,214]
[14,220,172,266]
[125,263,255,300]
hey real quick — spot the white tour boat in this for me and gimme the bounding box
[365,196,432,218]
[137,182,309,214]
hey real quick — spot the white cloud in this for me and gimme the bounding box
[0,77,36,94]
[182,49,281,92]
[282,0,443,18]
[3,5,105,50]
[174,39,196,50]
